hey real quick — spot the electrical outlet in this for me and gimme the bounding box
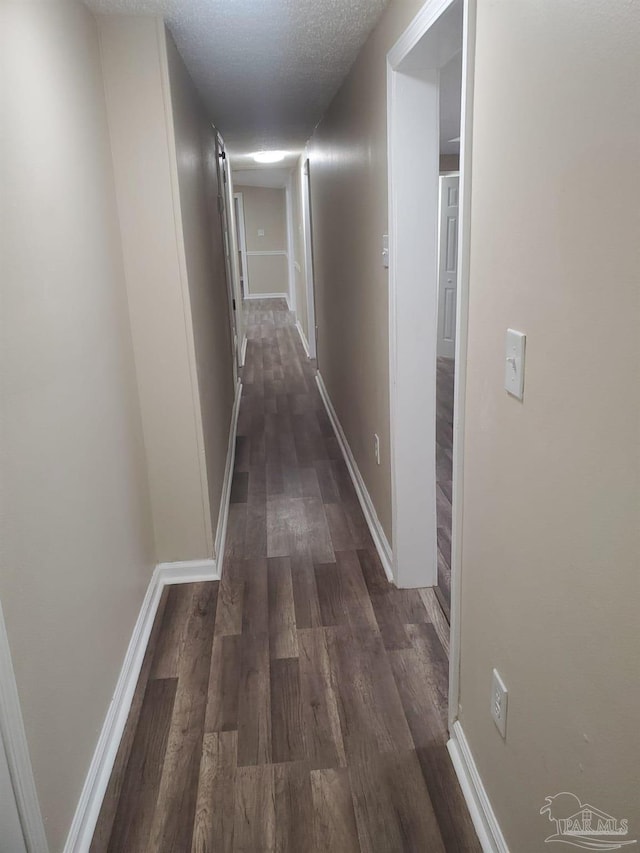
[491,668,508,739]
[374,433,381,465]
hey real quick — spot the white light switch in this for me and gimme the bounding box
[258,228,265,237]
[491,668,508,739]
[505,329,526,400]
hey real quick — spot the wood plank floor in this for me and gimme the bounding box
[436,356,455,621]
[91,299,479,852]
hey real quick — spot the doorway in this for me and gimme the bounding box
[435,51,462,618]
[214,134,242,380]
[387,0,476,726]
[435,173,459,620]
[233,192,249,299]
[301,158,317,360]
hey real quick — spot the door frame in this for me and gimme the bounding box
[387,0,476,727]
[285,177,297,315]
[215,133,241,380]
[233,191,250,299]
[437,172,460,360]
[0,600,47,851]
[301,157,317,359]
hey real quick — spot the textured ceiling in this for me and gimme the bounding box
[86,0,389,166]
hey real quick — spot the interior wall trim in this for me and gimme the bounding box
[243,292,291,310]
[155,559,218,582]
[63,562,165,852]
[295,321,310,359]
[447,720,510,853]
[285,179,296,317]
[243,292,289,299]
[63,381,242,851]
[245,250,288,256]
[388,0,456,67]
[0,602,49,852]
[212,379,242,568]
[65,571,219,851]
[315,372,394,582]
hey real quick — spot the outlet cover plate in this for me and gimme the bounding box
[505,328,526,400]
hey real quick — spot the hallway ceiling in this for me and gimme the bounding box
[87,0,389,168]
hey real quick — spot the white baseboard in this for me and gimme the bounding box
[315,372,394,582]
[65,558,220,852]
[243,292,288,301]
[240,335,248,368]
[63,383,243,851]
[447,720,509,853]
[213,380,242,574]
[295,321,310,358]
[0,602,48,852]
[155,559,218,583]
[64,564,165,852]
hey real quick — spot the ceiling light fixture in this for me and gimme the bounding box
[252,150,286,164]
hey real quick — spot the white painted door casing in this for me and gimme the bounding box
[437,174,459,359]
[0,734,27,853]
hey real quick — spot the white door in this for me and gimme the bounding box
[234,193,248,299]
[437,174,459,359]
[0,735,27,853]
[214,137,240,381]
[301,159,317,359]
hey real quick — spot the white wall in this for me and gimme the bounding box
[0,4,156,848]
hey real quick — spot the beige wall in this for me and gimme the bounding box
[458,1,640,848]
[0,3,155,848]
[309,0,640,848]
[308,0,424,541]
[236,185,289,297]
[99,16,215,562]
[291,157,309,341]
[165,31,235,554]
[238,185,287,251]
[246,253,289,296]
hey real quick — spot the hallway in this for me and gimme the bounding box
[91,300,480,852]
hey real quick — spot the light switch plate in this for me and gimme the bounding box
[505,329,526,400]
[258,228,265,237]
[491,668,508,739]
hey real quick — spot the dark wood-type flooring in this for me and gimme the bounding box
[92,299,479,852]
[436,356,455,621]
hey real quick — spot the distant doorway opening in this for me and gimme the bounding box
[233,192,249,299]
[387,0,475,724]
[301,158,318,360]
[435,167,460,618]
